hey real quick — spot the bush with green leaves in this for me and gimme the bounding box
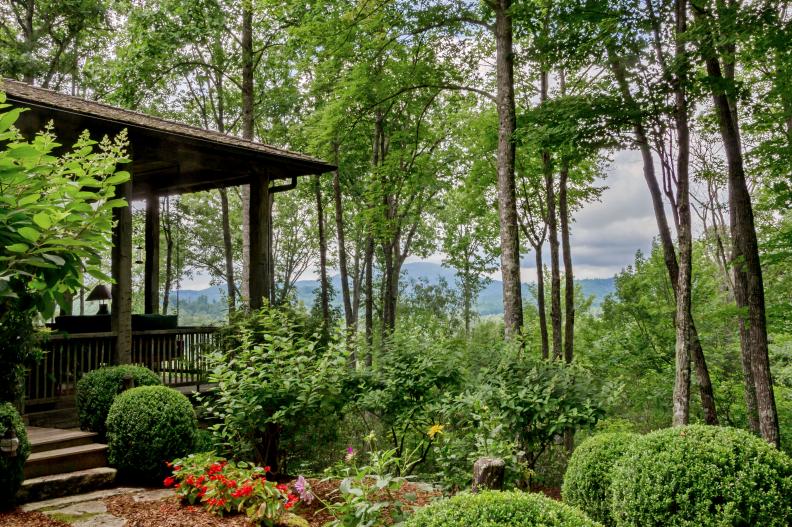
[0,402,30,509]
[106,385,197,482]
[200,305,348,473]
[405,490,603,527]
[561,432,638,526]
[0,91,129,404]
[433,346,614,490]
[76,365,162,437]
[611,425,792,526]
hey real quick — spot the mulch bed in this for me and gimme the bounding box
[104,478,440,527]
[0,509,69,527]
[0,482,554,526]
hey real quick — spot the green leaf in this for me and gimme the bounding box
[18,226,40,242]
[0,108,23,133]
[18,193,40,206]
[32,212,52,229]
[6,243,28,252]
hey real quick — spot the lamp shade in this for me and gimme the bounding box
[86,284,112,302]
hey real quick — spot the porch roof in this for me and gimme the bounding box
[1,78,334,199]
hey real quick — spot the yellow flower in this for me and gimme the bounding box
[427,424,445,440]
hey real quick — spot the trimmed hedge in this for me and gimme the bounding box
[611,425,792,526]
[76,365,162,437]
[562,432,638,526]
[106,385,197,482]
[405,490,603,527]
[0,403,30,509]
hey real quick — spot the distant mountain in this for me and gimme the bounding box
[172,262,616,318]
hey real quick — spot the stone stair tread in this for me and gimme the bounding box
[28,442,108,463]
[28,427,96,446]
[18,468,118,504]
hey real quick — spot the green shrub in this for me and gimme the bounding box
[405,490,603,527]
[76,365,162,437]
[610,425,792,526]
[562,432,639,526]
[106,385,197,482]
[0,403,30,509]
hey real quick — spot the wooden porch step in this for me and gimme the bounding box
[27,427,98,454]
[24,443,109,480]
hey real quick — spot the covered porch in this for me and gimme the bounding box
[2,79,334,410]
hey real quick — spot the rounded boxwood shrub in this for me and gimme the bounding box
[611,425,792,526]
[76,365,161,437]
[0,402,31,509]
[562,432,639,526]
[106,385,197,482]
[405,490,603,527]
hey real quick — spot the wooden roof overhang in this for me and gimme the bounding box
[1,79,335,199]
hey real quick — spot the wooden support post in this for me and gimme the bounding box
[248,176,270,310]
[144,195,160,314]
[111,179,133,364]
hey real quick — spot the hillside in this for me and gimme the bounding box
[174,262,615,324]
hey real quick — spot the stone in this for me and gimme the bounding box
[472,457,505,493]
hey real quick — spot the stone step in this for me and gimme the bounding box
[27,427,98,453]
[16,467,118,504]
[24,443,109,480]
[25,407,80,429]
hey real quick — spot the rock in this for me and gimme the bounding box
[472,457,505,493]
[277,512,310,527]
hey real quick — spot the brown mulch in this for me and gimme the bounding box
[531,485,562,501]
[0,509,69,527]
[102,478,441,527]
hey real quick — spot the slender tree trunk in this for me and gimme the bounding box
[22,0,34,84]
[608,50,719,425]
[315,176,331,332]
[494,0,523,338]
[333,145,354,333]
[671,0,692,427]
[364,235,374,367]
[219,188,236,313]
[538,67,562,359]
[240,1,254,306]
[694,5,780,446]
[534,244,549,359]
[559,160,574,364]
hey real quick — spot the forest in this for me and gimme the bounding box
[1,0,791,526]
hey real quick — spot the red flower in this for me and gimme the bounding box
[163,476,175,487]
[276,483,289,493]
[264,466,271,473]
[231,485,254,498]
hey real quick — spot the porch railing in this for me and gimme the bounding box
[25,327,220,407]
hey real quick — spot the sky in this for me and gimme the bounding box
[181,149,659,290]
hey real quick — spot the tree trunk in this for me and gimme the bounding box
[240,1,255,306]
[364,234,374,367]
[693,5,779,446]
[608,50,719,426]
[315,175,331,333]
[559,160,574,364]
[219,188,236,313]
[333,145,354,334]
[538,67,562,359]
[534,243,549,359]
[671,0,692,427]
[494,0,523,338]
